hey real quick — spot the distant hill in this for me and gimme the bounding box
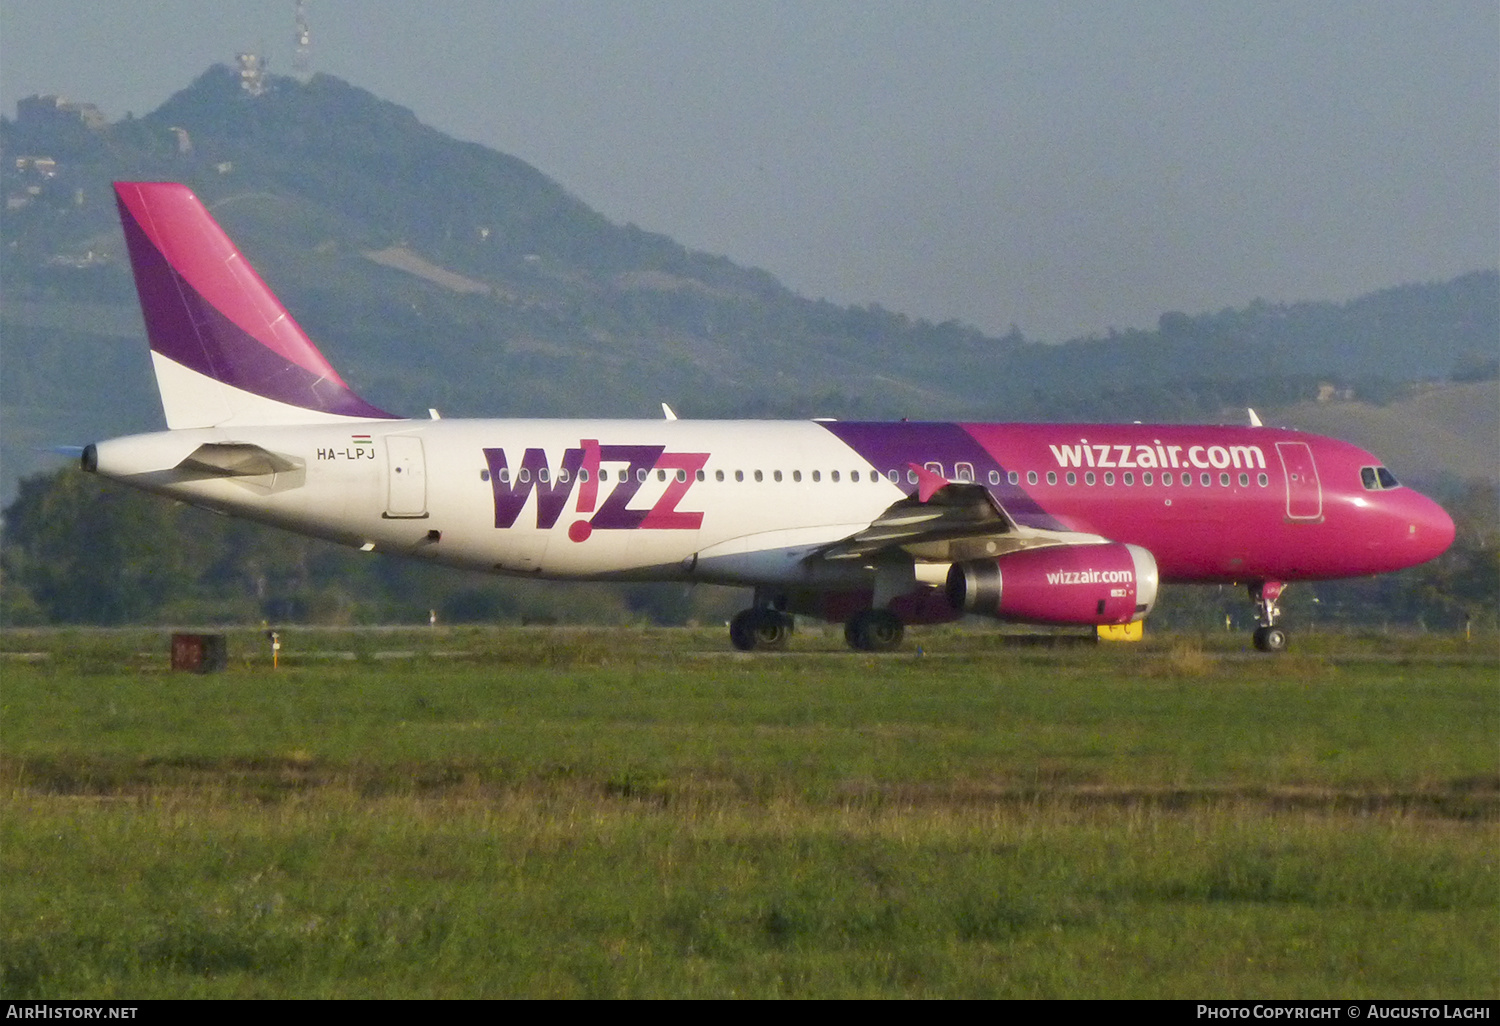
[2,65,1495,501]
[1262,380,1499,485]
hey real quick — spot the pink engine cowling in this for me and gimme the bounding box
[945,543,1159,625]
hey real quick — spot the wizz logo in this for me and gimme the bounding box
[483,440,708,542]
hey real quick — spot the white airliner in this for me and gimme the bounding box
[83,183,1456,651]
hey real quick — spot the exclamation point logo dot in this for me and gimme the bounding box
[568,520,592,542]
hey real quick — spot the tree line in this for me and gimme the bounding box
[3,467,1493,633]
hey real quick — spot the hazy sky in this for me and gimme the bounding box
[2,1,1495,341]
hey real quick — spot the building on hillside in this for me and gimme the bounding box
[15,94,107,130]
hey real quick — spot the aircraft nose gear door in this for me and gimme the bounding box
[1276,441,1322,522]
[385,436,428,518]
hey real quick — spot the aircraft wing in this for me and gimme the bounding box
[817,463,1105,564]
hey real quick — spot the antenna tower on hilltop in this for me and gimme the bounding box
[236,52,266,96]
[293,1,312,80]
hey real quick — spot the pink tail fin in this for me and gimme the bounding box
[114,181,395,428]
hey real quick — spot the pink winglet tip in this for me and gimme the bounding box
[908,462,948,503]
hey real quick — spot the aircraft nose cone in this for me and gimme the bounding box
[1406,493,1456,563]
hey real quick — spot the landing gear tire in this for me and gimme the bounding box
[844,609,905,652]
[1252,626,1288,653]
[1248,581,1288,654]
[729,609,792,652]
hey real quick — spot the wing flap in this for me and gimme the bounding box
[820,480,1012,560]
[816,476,1106,563]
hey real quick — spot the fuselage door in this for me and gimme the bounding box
[1276,441,1322,521]
[385,435,428,518]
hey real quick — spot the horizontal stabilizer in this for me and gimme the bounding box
[175,442,302,477]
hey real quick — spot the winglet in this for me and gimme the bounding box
[662,403,678,421]
[1247,408,1263,427]
[113,181,396,428]
[907,462,948,503]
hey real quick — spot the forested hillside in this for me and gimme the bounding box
[1,66,1494,627]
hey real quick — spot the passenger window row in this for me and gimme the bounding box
[481,464,1273,488]
[1000,469,1270,489]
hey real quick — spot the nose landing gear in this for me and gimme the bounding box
[1250,581,1288,652]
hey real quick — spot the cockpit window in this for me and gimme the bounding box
[1361,466,1401,490]
[1361,467,1378,490]
[1377,467,1399,489]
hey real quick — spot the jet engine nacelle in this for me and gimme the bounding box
[945,542,1159,625]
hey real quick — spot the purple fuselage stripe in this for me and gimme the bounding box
[818,421,1061,528]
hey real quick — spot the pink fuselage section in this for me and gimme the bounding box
[958,423,1454,582]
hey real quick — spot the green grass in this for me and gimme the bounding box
[2,627,1496,997]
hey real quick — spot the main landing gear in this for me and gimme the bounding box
[1250,580,1288,653]
[727,604,907,652]
[729,607,793,651]
[844,609,904,652]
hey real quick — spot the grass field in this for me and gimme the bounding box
[2,626,1496,998]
